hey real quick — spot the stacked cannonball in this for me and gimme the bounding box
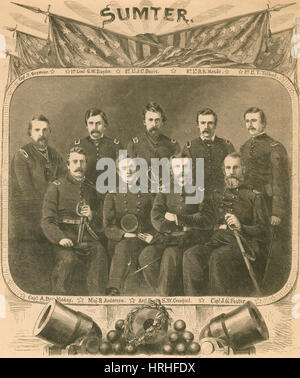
[99,318,201,355]
[99,319,138,355]
[162,320,201,355]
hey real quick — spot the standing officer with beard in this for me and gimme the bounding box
[10,114,66,293]
[183,153,269,296]
[127,102,180,163]
[182,108,234,198]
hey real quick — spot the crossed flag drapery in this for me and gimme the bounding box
[6,2,298,88]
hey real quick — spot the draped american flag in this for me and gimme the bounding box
[49,14,160,67]
[155,11,270,64]
[134,46,254,68]
[15,30,55,68]
[6,4,298,85]
[255,27,297,80]
[7,53,27,85]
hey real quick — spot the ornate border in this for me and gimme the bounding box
[1,67,299,306]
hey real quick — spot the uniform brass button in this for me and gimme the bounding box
[137,208,140,212]
[124,201,127,204]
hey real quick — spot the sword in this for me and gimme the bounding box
[232,228,262,296]
[133,257,162,274]
[76,201,87,244]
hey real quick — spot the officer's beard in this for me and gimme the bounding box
[148,127,160,141]
[35,137,48,150]
[225,174,244,189]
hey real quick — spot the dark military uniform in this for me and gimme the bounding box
[71,135,123,186]
[127,132,180,162]
[103,191,155,294]
[42,174,108,295]
[183,185,269,296]
[10,142,66,238]
[182,136,234,196]
[240,133,289,220]
[140,189,211,296]
[9,142,66,294]
[240,133,290,294]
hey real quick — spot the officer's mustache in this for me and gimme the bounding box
[37,136,47,142]
[202,128,211,134]
[74,168,84,173]
[226,174,240,180]
[149,126,159,133]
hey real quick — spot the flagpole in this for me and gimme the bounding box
[10,2,159,48]
[5,26,47,41]
[157,2,296,37]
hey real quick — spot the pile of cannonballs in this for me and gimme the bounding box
[162,320,201,355]
[99,319,201,355]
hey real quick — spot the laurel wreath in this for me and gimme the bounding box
[122,299,172,347]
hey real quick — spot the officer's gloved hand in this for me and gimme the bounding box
[225,213,241,231]
[270,216,281,226]
[59,238,74,247]
[124,232,136,238]
[80,205,93,221]
[164,212,178,224]
[138,233,153,244]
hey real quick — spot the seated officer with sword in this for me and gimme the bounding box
[183,152,270,297]
[41,146,108,295]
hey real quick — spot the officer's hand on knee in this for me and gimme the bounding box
[270,215,281,226]
[59,238,74,247]
[138,233,153,244]
[165,212,177,223]
[124,232,136,238]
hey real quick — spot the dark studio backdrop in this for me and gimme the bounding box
[6,74,294,296]
[9,75,293,162]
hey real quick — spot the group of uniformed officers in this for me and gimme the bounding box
[9,102,290,297]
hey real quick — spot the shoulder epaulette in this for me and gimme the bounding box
[271,141,280,147]
[74,139,81,145]
[52,180,61,186]
[171,138,177,144]
[133,137,139,144]
[114,138,120,145]
[186,141,192,148]
[19,148,29,159]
